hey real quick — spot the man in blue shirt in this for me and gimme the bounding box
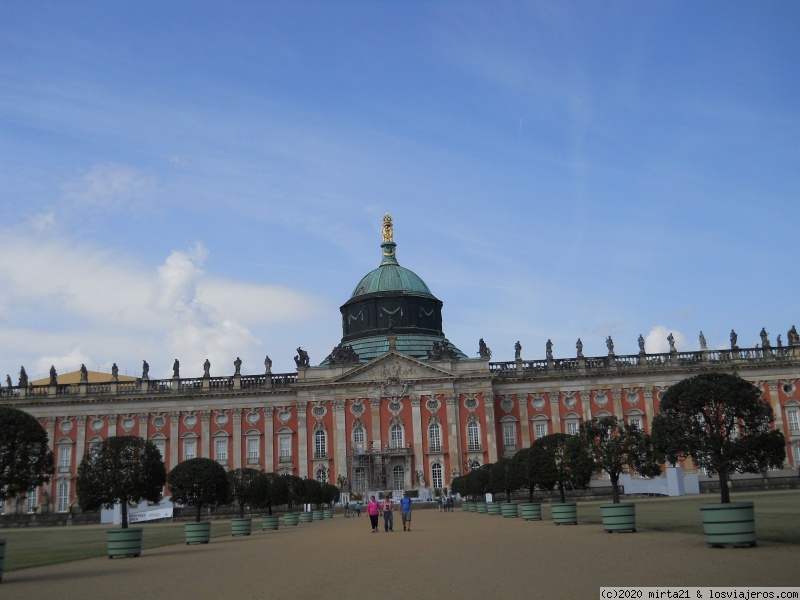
[400,492,413,532]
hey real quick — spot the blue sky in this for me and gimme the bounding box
[1,1,798,380]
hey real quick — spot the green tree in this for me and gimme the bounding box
[302,478,323,508]
[321,482,340,507]
[652,372,786,504]
[285,474,306,511]
[579,416,663,504]
[167,458,229,522]
[490,457,523,501]
[0,407,53,503]
[532,433,594,503]
[76,435,166,528]
[227,467,262,517]
[512,443,552,502]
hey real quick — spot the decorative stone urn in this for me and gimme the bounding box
[185,521,212,544]
[599,503,636,533]
[107,528,143,558]
[551,502,578,525]
[700,502,756,547]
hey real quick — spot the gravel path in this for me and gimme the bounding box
[2,509,798,599]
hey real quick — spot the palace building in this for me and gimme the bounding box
[2,215,800,514]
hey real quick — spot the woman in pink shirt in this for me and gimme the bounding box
[367,495,381,533]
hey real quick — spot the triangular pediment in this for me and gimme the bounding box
[332,351,456,384]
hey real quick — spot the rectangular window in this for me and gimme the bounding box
[467,423,480,451]
[215,439,228,462]
[279,436,292,460]
[27,488,38,513]
[429,426,441,452]
[153,441,166,460]
[57,482,69,513]
[183,440,196,461]
[793,445,800,467]
[788,410,799,434]
[535,422,548,439]
[390,426,403,449]
[503,424,516,449]
[59,446,71,471]
[566,421,579,436]
[432,464,443,489]
[628,417,642,431]
[247,437,259,463]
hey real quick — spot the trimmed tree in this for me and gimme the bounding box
[532,433,594,503]
[167,458,229,522]
[76,435,166,528]
[321,482,340,508]
[579,416,663,504]
[0,407,53,504]
[490,457,523,502]
[512,443,552,502]
[227,468,262,518]
[652,372,786,504]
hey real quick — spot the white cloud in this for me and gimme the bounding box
[62,163,157,210]
[35,347,91,380]
[29,211,56,233]
[645,326,687,354]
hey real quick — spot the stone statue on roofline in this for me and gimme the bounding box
[730,329,738,350]
[264,355,272,374]
[638,334,646,354]
[382,213,394,242]
[79,364,88,383]
[294,347,310,368]
[172,359,180,378]
[760,327,770,349]
[234,357,242,376]
[546,339,553,360]
[606,336,614,355]
[142,360,150,380]
[576,338,584,358]
[111,363,119,381]
[203,358,211,378]
[514,341,521,360]
[19,366,28,387]
[327,343,360,366]
[667,332,676,353]
[49,365,57,386]
[478,338,492,359]
[6,375,12,389]
[788,325,799,346]
[699,331,707,350]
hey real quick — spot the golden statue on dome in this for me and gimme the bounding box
[382,213,394,242]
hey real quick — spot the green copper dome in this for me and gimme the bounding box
[349,241,435,299]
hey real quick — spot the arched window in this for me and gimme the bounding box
[27,487,38,513]
[467,421,480,451]
[428,423,441,452]
[392,465,404,490]
[314,429,327,458]
[431,463,443,489]
[390,424,404,449]
[315,467,328,483]
[353,426,365,453]
[57,481,69,513]
[354,467,366,492]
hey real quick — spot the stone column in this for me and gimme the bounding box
[643,387,655,430]
[549,393,562,434]
[612,388,624,420]
[518,393,531,448]
[444,394,460,484]
[580,390,591,422]
[75,416,87,471]
[264,407,275,472]
[139,413,149,441]
[232,408,243,469]
[107,415,118,437]
[169,412,180,469]
[369,397,382,449]
[410,395,423,485]
[296,401,308,479]
[484,393,498,464]
[332,400,347,481]
[46,417,57,513]
[200,411,211,459]
[766,382,785,433]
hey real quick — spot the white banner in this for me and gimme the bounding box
[128,507,174,523]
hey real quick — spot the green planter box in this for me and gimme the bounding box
[261,515,280,531]
[501,503,518,518]
[551,502,578,525]
[486,503,502,516]
[700,502,756,547]
[284,513,300,526]
[312,510,324,521]
[107,528,143,558]
[231,517,252,536]
[299,511,313,523]
[323,509,334,519]
[476,502,488,514]
[185,521,212,544]
[520,503,542,521]
[462,501,474,512]
[600,502,636,533]
[0,538,5,583]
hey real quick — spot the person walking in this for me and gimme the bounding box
[355,500,361,517]
[382,495,395,532]
[400,491,413,532]
[367,495,381,533]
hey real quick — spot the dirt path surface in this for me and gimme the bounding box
[3,510,798,599]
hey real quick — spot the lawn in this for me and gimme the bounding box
[1,491,798,573]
